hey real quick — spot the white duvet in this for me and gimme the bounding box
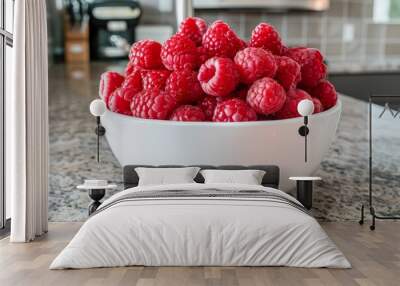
[50,183,350,269]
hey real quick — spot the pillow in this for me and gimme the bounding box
[200,169,266,185]
[135,167,200,186]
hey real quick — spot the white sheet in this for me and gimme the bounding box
[50,183,350,269]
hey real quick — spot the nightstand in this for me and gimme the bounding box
[289,177,321,210]
[77,180,117,215]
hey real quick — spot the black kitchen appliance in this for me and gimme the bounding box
[87,0,141,59]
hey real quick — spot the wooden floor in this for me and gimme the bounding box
[0,222,399,286]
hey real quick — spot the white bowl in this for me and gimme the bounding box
[102,99,342,191]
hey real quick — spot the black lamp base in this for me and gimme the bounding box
[296,181,313,210]
[95,116,106,136]
[88,189,106,215]
[95,125,106,136]
[298,125,309,136]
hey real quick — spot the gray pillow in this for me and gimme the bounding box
[135,167,201,186]
[200,169,266,185]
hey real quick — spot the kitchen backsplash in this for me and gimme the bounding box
[139,0,400,74]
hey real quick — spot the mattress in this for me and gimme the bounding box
[50,183,350,269]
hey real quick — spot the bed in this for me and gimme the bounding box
[50,165,350,269]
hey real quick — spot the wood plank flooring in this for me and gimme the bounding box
[0,222,399,286]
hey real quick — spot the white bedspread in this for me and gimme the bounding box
[50,183,350,269]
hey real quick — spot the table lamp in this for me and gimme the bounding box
[89,99,106,162]
[297,99,314,163]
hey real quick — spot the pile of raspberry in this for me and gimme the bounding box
[99,17,338,122]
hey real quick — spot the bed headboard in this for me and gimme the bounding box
[123,165,280,189]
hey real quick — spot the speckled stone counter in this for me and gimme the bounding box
[49,63,399,222]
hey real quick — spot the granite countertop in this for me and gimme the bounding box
[48,63,400,222]
[329,64,400,75]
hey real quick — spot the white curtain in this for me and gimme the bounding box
[8,0,49,242]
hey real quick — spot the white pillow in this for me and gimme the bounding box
[135,167,200,186]
[200,169,266,185]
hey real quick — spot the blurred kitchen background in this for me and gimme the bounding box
[47,0,400,100]
[46,0,400,222]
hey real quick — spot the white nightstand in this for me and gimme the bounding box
[77,180,117,215]
[289,177,321,210]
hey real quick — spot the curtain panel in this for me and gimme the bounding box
[7,0,49,242]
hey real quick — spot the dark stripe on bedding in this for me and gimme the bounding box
[90,189,310,217]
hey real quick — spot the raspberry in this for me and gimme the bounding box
[312,97,324,113]
[213,98,257,122]
[246,77,286,115]
[165,69,204,104]
[125,61,136,76]
[198,95,228,120]
[249,23,283,55]
[170,105,206,122]
[197,46,211,65]
[178,17,208,46]
[161,34,198,71]
[274,56,301,91]
[198,57,239,97]
[128,40,163,69]
[285,47,327,88]
[108,88,132,115]
[99,71,124,108]
[119,69,143,102]
[130,89,176,120]
[234,47,277,84]
[239,39,248,50]
[202,20,243,58]
[275,89,312,119]
[309,80,337,109]
[141,69,170,91]
[285,47,323,63]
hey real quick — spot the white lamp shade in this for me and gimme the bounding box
[90,99,106,117]
[297,99,314,117]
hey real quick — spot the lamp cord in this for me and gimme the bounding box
[305,130,307,162]
[96,116,100,163]
[304,116,308,163]
[97,130,100,163]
